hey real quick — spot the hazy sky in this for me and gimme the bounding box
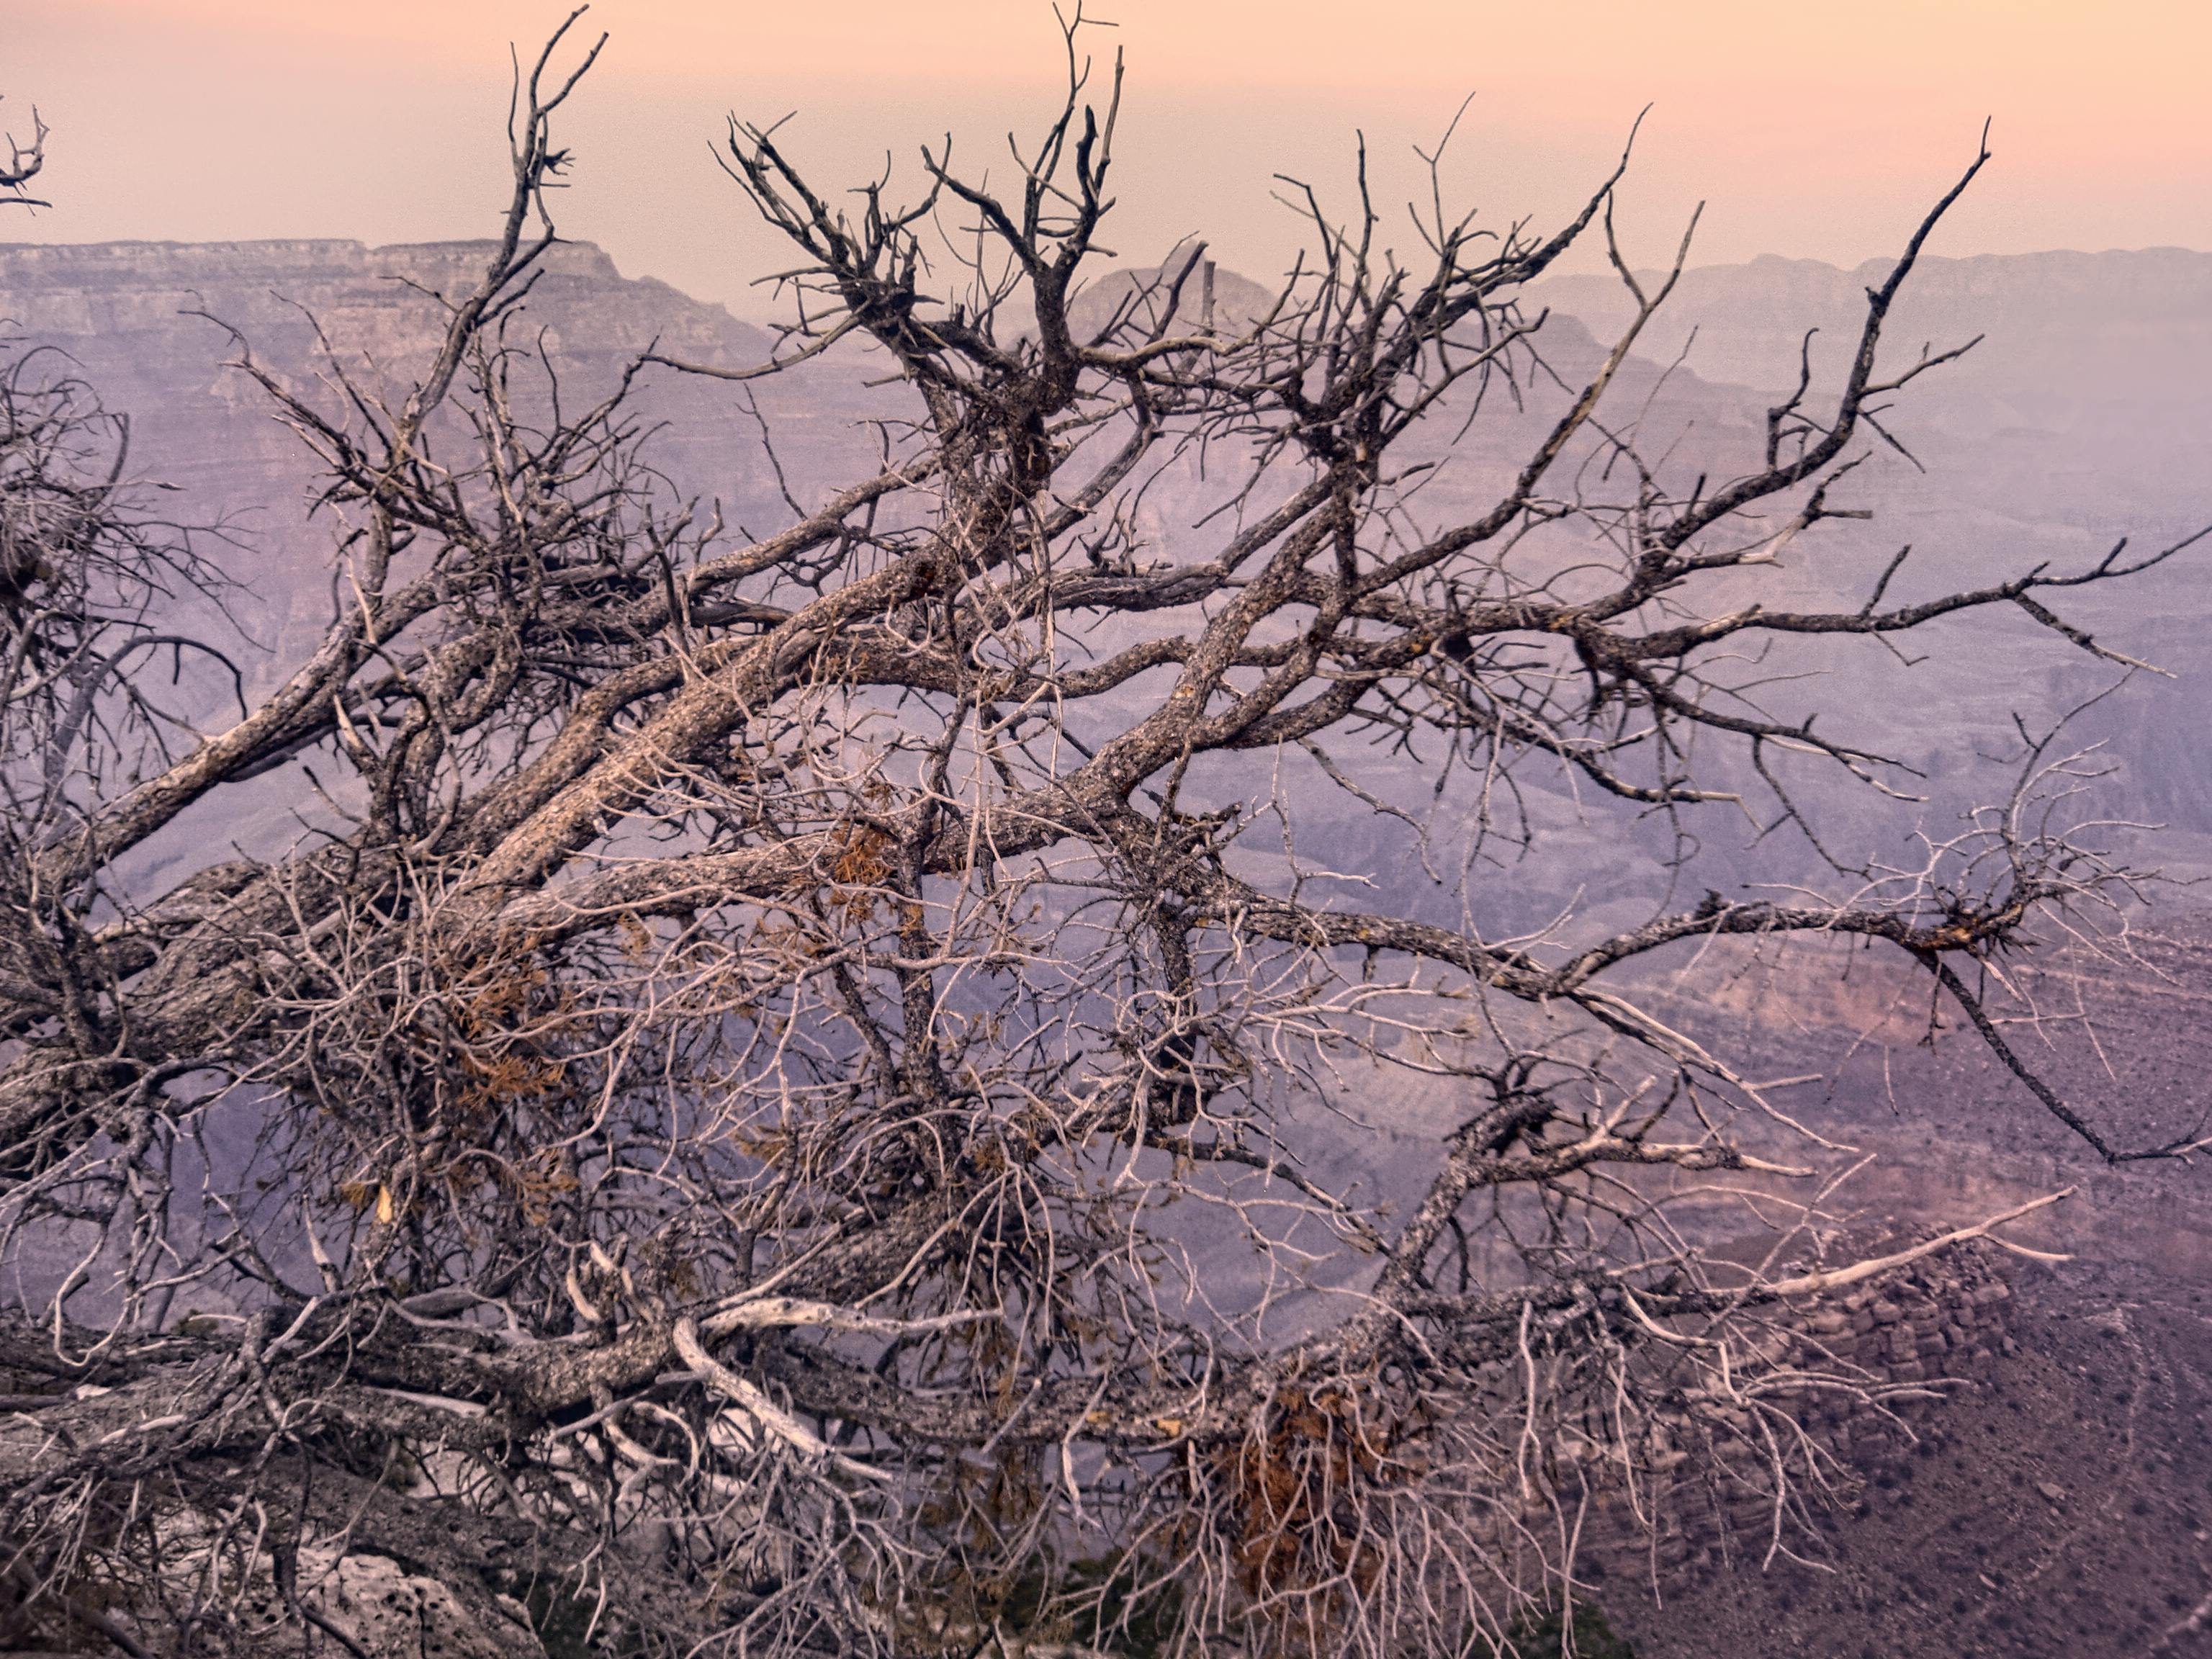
[5,1,2208,317]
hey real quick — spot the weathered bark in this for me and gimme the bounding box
[0,22,2195,1659]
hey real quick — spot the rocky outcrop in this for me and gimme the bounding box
[0,236,763,368]
[273,1552,548,1659]
[1578,1243,2019,1588]
[0,238,878,639]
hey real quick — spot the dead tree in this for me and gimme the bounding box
[0,94,43,210]
[0,14,2200,1657]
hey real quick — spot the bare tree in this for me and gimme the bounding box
[0,94,45,210]
[0,14,2200,1657]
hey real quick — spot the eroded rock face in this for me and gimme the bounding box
[1568,1242,2020,1585]
[0,238,881,670]
[288,1552,547,1659]
[0,1526,552,1658]
[0,237,760,378]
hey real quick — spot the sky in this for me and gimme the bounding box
[4,1,2208,318]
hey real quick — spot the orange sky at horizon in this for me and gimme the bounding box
[5,0,2208,317]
